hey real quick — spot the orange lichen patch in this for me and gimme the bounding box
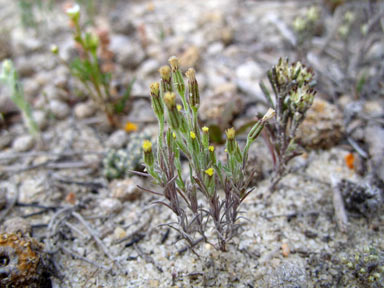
[124,122,138,133]
[281,243,290,257]
[0,233,47,287]
[344,153,355,170]
[65,192,76,205]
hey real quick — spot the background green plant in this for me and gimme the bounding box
[0,59,39,138]
[260,58,316,191]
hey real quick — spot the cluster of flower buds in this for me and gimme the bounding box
[289,85,315,114]
[271,58,316,118]
[293,6,320,33]
[273,58,314,88]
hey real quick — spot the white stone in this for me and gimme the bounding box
[99,198,123,214]
[106,130,128,149]
[49,100,70,119]
[74,102,96,119]
[12,135,35,152]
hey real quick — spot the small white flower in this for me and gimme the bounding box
[66,4,80,18]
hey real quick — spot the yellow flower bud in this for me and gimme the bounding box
[185,68,196,82]
[150,82,160,97]
[159,65,171,81]
[209,145,215,152]
[190,131,196,139]
[205,168,214,177]
[163,92,176,109]
[177,104,182,111]
[225,127,236,140]
[202,126,209,133]
[142,140,152,153]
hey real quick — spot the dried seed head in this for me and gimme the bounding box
[262,108,276,122]
[185,68,196,82]
[186,67,200,109]
[163,92,176,109]
[150,82,160,97]
[159,65,171,81]
[168,56,179,71]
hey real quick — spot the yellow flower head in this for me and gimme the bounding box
[205,168,214,177]
[150,82,160,96]
[163,92,176,108]
[190,131,196,140]
[177,104,182,111]
[168,56,179,71]
[185,68,196,82]
[225,127,236,140]
[202,126,209,133]
[124,122,138,132]
[142,140,152,153]
[159,65,171,81]
[209,145,215,152]
[172,132,176,139]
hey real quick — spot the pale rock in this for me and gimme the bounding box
[49,100,70,119]
[110,35,146,69]
[99,198,123,214]
[138,59,159,77]
[200,82,244,130]
[0,131,12,149]
[109,10,136,35]
[16,57,36,77]
[11,30,43,54]
[110,177,143,202]
[3,217,32,235]
[19,177,44,203]
[207,42,224,55]
[113,227,127,240]
[236,60,263,80]
[297,98,344,149]
[107,130,128,149]
[33,110,48,130]
[23,78,40,98]
[74,102,96,119]
[12,135,35,152]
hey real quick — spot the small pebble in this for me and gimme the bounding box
[3,217,32,235]
[106,130,128,149]
[99,198,123,214]
[49,99,70,119]
[12,135,35,152]
[110,177,143,202]
[74,102,96,119]
[282,243,290,257]
[33,110,48,130]
[113,227,127,240]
